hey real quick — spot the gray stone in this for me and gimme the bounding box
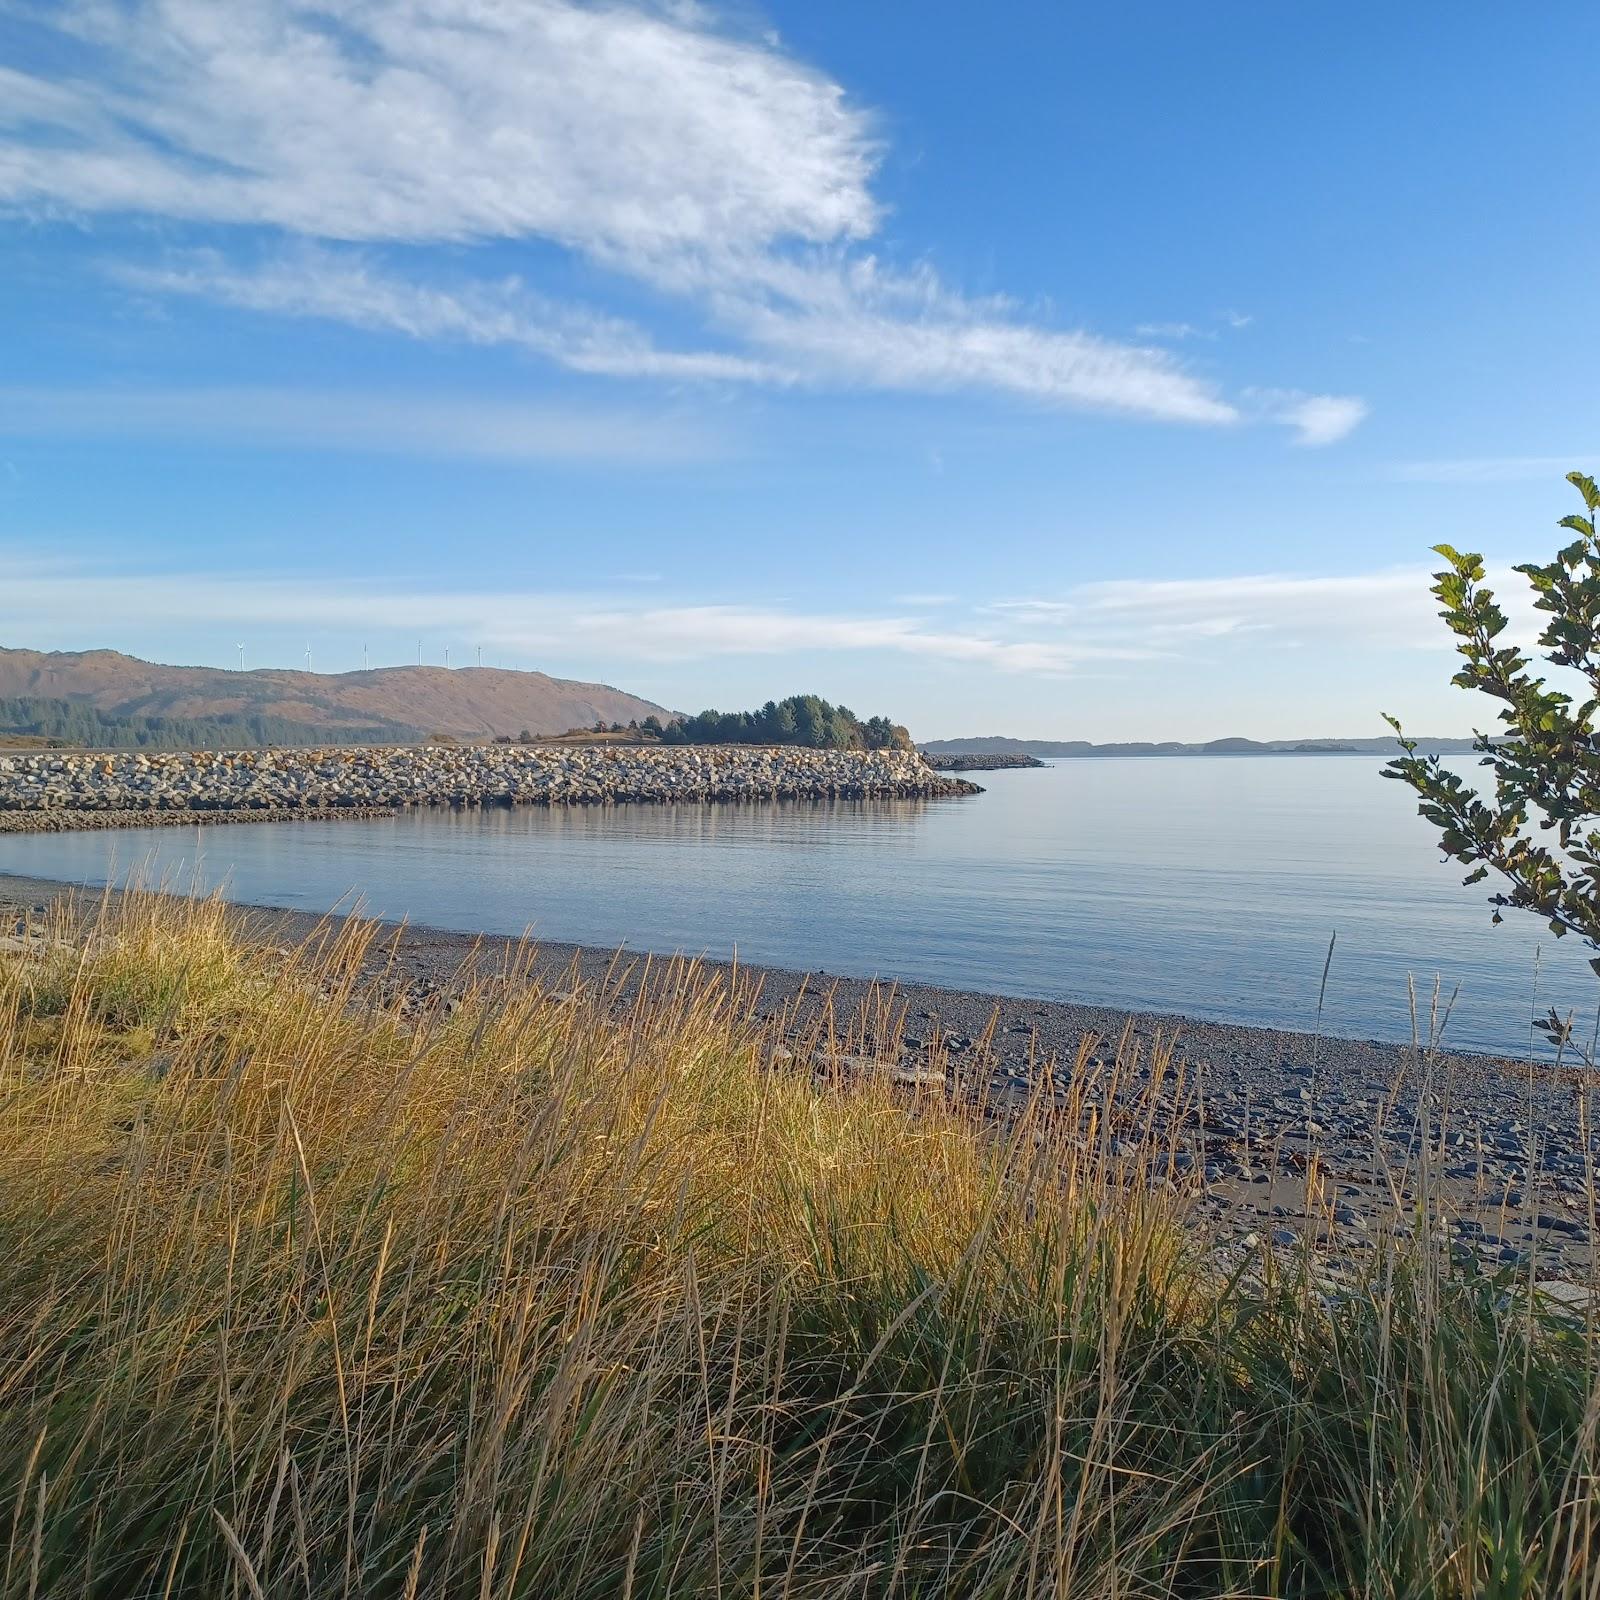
[0,743,979,827]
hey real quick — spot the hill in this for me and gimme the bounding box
[920,734,1480,758]
[0,695,416,751]
[0,646,671,744]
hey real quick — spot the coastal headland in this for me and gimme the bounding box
[0,743,979,828]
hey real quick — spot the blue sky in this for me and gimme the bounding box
[2,0,1596,738]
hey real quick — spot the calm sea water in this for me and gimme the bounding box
[0,756,1594,1056]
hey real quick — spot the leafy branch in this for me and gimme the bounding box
[1385,472,1600,1005]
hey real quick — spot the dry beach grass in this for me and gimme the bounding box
[2,892,1599,1596]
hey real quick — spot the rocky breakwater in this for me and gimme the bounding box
[923,752,1046,772]
[0,745,980,828]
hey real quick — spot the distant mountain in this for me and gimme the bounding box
[920,734,1481,758]
[0,646,672,743]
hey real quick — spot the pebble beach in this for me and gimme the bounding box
[1,869,1592,1291]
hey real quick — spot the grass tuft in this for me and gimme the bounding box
[0,892,1594,1596]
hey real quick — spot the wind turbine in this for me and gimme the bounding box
[305,644,313,674]
[236,643,245,671]
[362,643,369,671]
[445,645,451,669]
[476,645,483,670]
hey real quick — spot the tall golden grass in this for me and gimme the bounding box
[0,891,1596,1597]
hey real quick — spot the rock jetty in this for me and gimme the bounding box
[922,752,1046,772]
[0,745,979,828]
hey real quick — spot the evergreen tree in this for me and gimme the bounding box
[647,695,911,752]
[770,700,798,741]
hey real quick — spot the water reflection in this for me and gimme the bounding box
[0,759,1591,1055]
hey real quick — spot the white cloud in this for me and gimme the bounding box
[116,251,785,385]
[1280,395,1369,448]
[1052,571,1438,643]
[988,563,1547,653]
[1247,389,1370,447]
[0,384,718,462]
[4,552,1553,681]
[123,246,1241,424]
[1391,455,1599,484]
[0,0,1363,438]
[0,0,878,256]
[1134,312,1253,341]
[1134,321,1209,341]
[0,563,1146,673]
[721,259,1239,422]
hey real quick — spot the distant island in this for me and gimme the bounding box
[921,734,1478,758]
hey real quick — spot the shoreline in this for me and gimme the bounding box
[0,865,1557,1068]
[0,805,399,833]
[2,864,1594,1276]
[0,865,1514,1065]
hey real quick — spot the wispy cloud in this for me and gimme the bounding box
[4,553,1549,678]
[122,246,1243,425]
[988,563,1547,652]
[1134,321,1210,341]
[1047,571,1437,643]
[1391,454,1599,484]
[0,0,1363,440]
[0,385,719,463]
[115,252,783,385]
[1246,389,1370,447]
[1134,312,1253,342]
[0,0,879,256]
[717,257,1241,422]
[0,563,1144,673]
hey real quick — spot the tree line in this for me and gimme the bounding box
[642,695,912,751]
[0,696,417,751]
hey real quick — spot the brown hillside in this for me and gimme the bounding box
[0,647,672,740]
